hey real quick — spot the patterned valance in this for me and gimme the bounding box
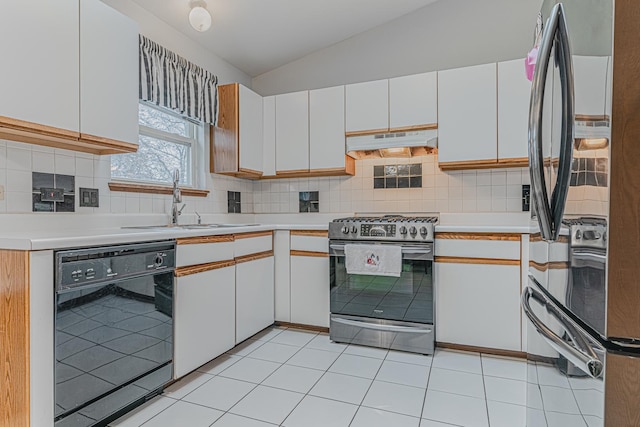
[139,35,218,124]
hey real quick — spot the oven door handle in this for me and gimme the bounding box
[329,244,432,255]
[332,316,433,334]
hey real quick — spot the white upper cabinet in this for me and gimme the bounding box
[498,59,532,161]
[345,79,388,133]
[80,0,138,145]
[275,91,309,173]
[0,0,79,131]
[437,63,498,164]
[262,96,277,177]
[389,72,438,129]
[239,85,264,173]
[309,86,345,170]
[573,55,610,117]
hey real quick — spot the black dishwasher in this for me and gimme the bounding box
[54,241,175,427]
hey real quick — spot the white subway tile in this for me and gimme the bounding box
[436,187,449,200]
[6,192,32,213]
[0,145,6,169]
[7,170,32,193]
[76,157,94,177]
[6,147,32,171]
[463,199,477,212]
[492,198,507,212]
[449,187,463,200]
[449,199,463,211]
[506,198,522,212]
[125,197,140,213]
[507,185,522,199]
[477,172,492,186]
[32,151,55,173]
[477,199,492,212]
[435,175,449,188]
[55,155,75,175]
[492,185,507,199]
[491,171,507,186]
[506,171,522,185]
[435,199,449,212]
[110,196,126,213]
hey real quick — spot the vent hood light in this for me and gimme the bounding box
[379,147,412,158]
[574,115,610,151]
[347,128,438,160]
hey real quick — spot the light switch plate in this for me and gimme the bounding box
[79,187,99,207]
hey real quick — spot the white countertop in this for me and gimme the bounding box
[434,212,531,234]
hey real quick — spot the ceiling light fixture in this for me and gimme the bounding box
[189,0,212,32]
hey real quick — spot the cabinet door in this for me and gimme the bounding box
[236,256,275,343]
[573,55,610,117]
[239,85,264,173]
[263,96,276,177]
[274,231,291,322]
[438,63,498,164]
[345,80,389,133]
[174,266,235,378]
[309,86,345,170]
[435,262,521,351]
[498,59,531,161]
[0,0,79,131]
[80,0,139,145]
[291,255,329,328]
[389,72,438,129]
[275,91,309,172]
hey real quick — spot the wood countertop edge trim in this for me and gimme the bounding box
[108,182,210,198]
[290,230,329,237]
[435,256,520,266]
[290,250,329,258]
[175,260,236,277]
[235,250,274,264]
[436,342,526,359]
[435,232,521,241]
[234,231,273,239]
[176,235,235,245]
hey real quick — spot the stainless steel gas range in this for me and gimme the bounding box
[328,214,438,354]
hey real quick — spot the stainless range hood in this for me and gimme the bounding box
[346,129,438,159]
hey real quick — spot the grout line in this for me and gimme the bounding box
[480,353,491,426]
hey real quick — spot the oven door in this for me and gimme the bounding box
[329,240,434,354]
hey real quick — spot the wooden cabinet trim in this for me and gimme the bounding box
[497,157,529,167]
[437,342,526,359]
[436,232,521,241]
[530,234,569,243]
[234,231,273,240]
[529,260,570,272]
[267,160,355,179]
[176,235,234,245]
[235,250,274,264]
[0,250,30,427]
[274,321,329,333]
[290,250,329,258]
[175,259,235,277]
[108,182,210,198]
[290,230,328,237]
[435,256,520,266]
[345,128,391,137]
[389,123,438,133]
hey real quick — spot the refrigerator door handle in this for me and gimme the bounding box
[522,285,604,378]
[550,3,575,241]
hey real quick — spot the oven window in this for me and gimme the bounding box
[55,272,173,418]
[330,257,433,324]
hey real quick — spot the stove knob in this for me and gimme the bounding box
[420,226,428,237]
[351,226,358,234]
[575,230,582,240]
[154,254,164,267]
[342,226,350,234]
[399,226,408,235]
[409,226,417,236]
[603,231,607,242]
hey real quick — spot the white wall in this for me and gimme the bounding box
[252,0,541,95]
[102,0,251,86]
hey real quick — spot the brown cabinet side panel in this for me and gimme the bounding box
[605,352,640,425]
[0,250,29,427]
[607,0,640,339]
[211,83,239,174]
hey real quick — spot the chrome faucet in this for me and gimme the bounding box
[171,169,185,225]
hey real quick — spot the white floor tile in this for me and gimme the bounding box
[545,411,588,427]
[329,353,383,379]
[568,376,604,392]
[305,334,347,353]
[110,396,176,426]
[344,344,389,359]
[182,376,255,411]
[526,407,547,427]
[573,389,604,418]
[218,357,281,384]
[487,401,526,427]
[481,355,527,381]
[484,376,526,406]
[269,329,317,347]
[230,385,304,425]
[262,364,324,394]
[536,364,570,388]
[539,385,581,414]
[351,406,420,427]
[422,390,489,427]
[227,339,265,356]
[386,350,433,367]
[286,348,340,371]
[309,372,372,405]
[432,350,482,374]
[211,413,277,426]
[362,380,425,418]
[162,371,214,400]
[375,360,430,388]
[197,354,242,375]
[584,415,604,427]
[527,383,544,410]
[427,367,485,399]
[246,341,300,363]
[251,326,287,342]
[419,420,460,427]
[141,400,223,427]
[282,395,358,427]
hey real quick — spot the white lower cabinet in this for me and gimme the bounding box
[290,254,330,328]
[435,261,521,351]
[174,265,236,378]
[236,256,275,343]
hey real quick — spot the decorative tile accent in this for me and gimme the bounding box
[228,191,241,213]
[32,172,75,212]
[374,163,422,189]
[570,157,607,187]
[299,191,319,213]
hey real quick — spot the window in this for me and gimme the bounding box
[111,102,202,186]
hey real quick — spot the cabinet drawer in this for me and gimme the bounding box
[435,233,521,260]
[176,235,234,268]
[290,234,328,253]
[235,231,273,257]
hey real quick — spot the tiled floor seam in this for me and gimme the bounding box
[418,351,432,422]
[345,356,385,427]
[480,354,491,426]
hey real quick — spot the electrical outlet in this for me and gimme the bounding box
[522,185,531,212]
[0,185,4,201]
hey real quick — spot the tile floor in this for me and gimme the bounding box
[109,326,533,427]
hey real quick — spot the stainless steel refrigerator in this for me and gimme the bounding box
[523,0,640,425]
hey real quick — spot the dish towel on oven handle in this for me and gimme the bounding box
[344,244,402,277]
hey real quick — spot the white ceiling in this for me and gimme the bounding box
[130,0,439,77]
